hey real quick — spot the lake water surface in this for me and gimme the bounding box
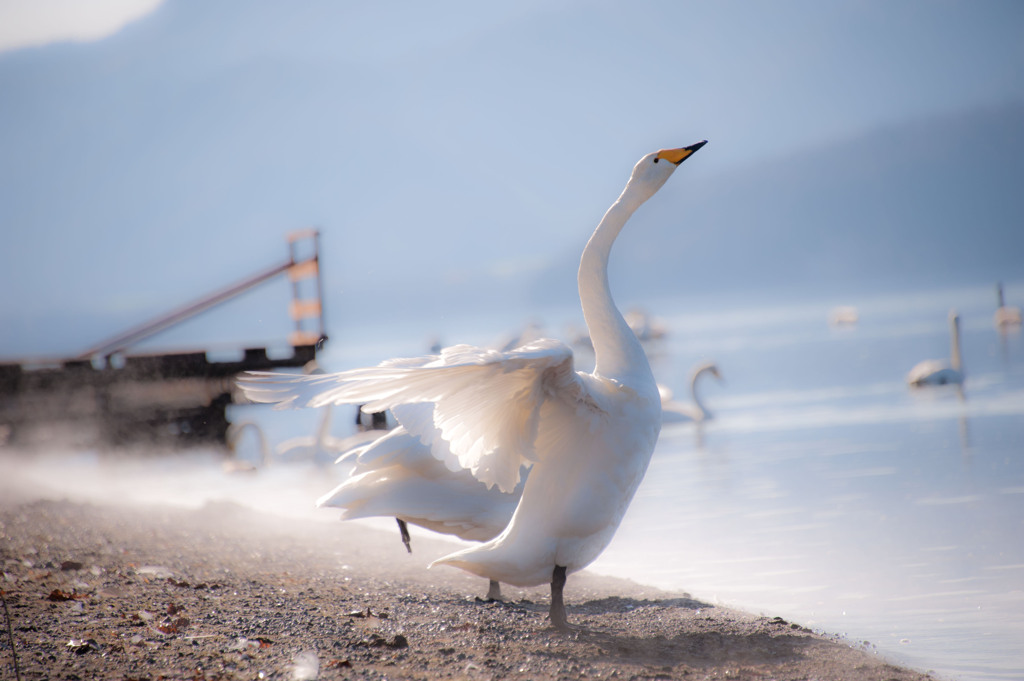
[587,285,1024,681]
[5,283,1022,680]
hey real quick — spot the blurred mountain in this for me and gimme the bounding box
[1,0,1022,353]
[560,104,1024,309]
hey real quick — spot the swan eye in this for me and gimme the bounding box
[652,158,659,164]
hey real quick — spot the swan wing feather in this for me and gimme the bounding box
[238,338,594,493]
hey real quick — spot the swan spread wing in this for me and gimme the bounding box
[240,338,594,493]
[319,425,521,542]
[320,464,515,541]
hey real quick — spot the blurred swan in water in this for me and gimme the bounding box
[239,141,707,628]
[276,362,394,464]
[828,306,859,327]
[660,361,723,424]
[624,307,668,341]
[907,310,964,387]
[994,282,1021,330]
[275,405,345,464]
[276,405,391,465]
[223,421,271,473]
[495,319,547,353]
[572,306,667,348]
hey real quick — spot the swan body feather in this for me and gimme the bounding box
[906,361,962,386]
[907,310,964,387]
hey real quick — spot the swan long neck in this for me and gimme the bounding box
[578,190,653,385]
[690,367,710,420]
[950,314,963,373]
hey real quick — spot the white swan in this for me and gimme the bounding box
[624,307,668,341]
[828,306,859,327]
[276,405,343,463]
[320,356,716,544]
[319,348,711,598]
[276,404,395,464]
[994,282,1022,330]
[660,361,723,424]
[277,363,394,464]
[239,141,707,628]
[223,421,271,473]
[907,310,964,387]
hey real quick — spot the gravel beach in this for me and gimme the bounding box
[0,480,938,681]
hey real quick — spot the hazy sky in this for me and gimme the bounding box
[0,0,164,52]
[1,1,1022,356]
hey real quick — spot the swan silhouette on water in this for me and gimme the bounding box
[659,361,723,424]
[239,140,707,629]
[907,309,964,387]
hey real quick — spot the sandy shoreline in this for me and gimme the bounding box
[0,488,938,681]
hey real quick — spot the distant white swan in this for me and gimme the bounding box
[239,141,707,628]
[495,319,547,353]
[572,306,667,348]
[276,403,395,464]
[660,361,723,423]
[828,306,859,327]
[624,307,668,341]
[223,421,271,473]
[994,282,1022,330]
[907,310,964,387]
[276,362,394,464]
[275,405,343,463]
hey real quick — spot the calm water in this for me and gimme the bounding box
[5,283,1022,680]
[589,285,1024,681]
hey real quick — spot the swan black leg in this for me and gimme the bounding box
[486,579,503,601]
[396,518,412,553]
[550,565,569,630]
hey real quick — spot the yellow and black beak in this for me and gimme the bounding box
[656,140,707,166]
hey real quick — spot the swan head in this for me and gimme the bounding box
[691,360,722,382]
[626,141,707,203]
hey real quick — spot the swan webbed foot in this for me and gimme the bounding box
[396,518,412,553]
[549,565,570,631]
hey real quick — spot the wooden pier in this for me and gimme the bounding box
[0,230,326,448]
